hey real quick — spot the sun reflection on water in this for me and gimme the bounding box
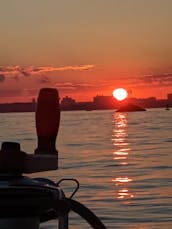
[112,112,134,202]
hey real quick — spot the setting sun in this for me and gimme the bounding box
[113,88,128,101]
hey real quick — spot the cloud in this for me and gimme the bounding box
[55,82,95,91]
[139,73,172,86]
[106,72,172,89]
[32,65,94,73]
[0,64,94,79]
[55,82,77,90]
[23,88,39,96]
[38,76,52,84]
[0,75,5,82]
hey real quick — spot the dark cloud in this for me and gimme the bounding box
[55,82,77,90]
[20,70,31,77]
[38,76,51,84]
[55,82,95,91]
[140,73,172,85]
[56,81,125,96]
[0,75,5,82]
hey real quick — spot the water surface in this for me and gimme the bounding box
[0,109,172,228]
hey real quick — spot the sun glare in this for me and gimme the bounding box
[113,88,128,101]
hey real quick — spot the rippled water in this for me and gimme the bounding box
[0,109,172,229]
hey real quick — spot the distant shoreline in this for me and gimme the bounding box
[0,95,171,113]
[0,105,170,114]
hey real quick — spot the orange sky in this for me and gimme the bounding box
[0,0,172,103]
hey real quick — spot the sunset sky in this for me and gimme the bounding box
[0,0,172,103]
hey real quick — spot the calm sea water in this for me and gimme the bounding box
[0,109,172,229]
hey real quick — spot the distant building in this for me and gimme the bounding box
[93,95,117,109]
[61,96,76,105]
[129,97,157,108]
[60,96,76,110]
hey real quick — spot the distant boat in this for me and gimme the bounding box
[116,103,146,112]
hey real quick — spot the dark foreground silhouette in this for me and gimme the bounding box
[0,88,107,229]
